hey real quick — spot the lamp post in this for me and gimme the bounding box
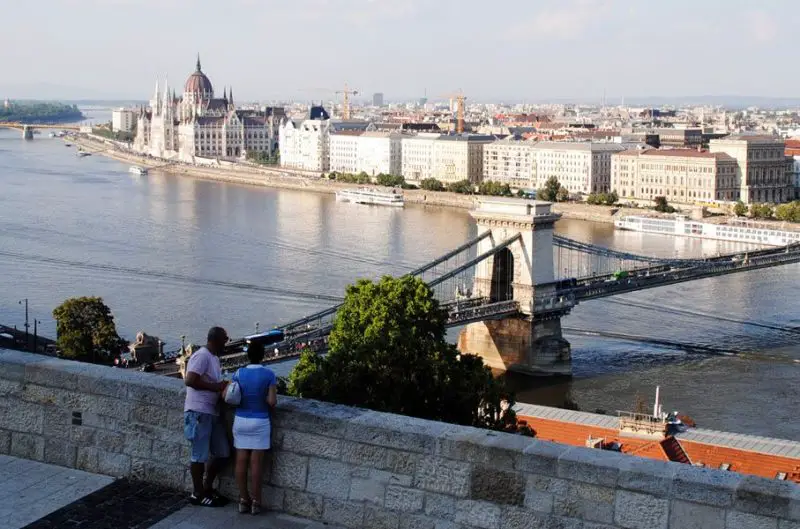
[255,322,260,334]
[18,299,29,350]
[33,319,41,353]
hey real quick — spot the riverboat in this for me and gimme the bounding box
[335,188,404,207]
[614,215,800,246]
[129,166,148,175]
[76,151,91,158]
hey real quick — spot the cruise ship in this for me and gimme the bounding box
[615,215,800,246]
[335,188,404,207]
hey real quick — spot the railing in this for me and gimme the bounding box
[618,411,666,438]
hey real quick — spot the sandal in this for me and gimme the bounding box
[238,498,252,514]
[251,501,262,515]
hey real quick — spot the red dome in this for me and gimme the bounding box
[184,56,213,98]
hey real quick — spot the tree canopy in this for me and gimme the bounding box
[478,180,513,197]
[420,178,444,192]
[775,201,800,222]
[287,276,532,434]
[537,176,562,202]
[586,191,619,206]
[0,102,83,124]
[52,297,125,364]
[447,180,474,194]
[733,201,747,217]
[654,196,676,213]
[749,203,774,220]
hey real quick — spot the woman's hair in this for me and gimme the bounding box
[246,341,265,365]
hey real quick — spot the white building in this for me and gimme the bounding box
[279,106,334,172]
[329,131,403,176]
[402,133,494,184]
[112,108,136,133]
[530,142,626,194]
[483,138,535,189]
[133,56,283,162]
[709,135,793,203]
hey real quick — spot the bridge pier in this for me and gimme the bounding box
[22,125,33,140]
[456,198,573,376]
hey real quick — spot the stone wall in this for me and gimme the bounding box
[1,349,797,529]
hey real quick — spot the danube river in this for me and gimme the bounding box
[1,127,798,440]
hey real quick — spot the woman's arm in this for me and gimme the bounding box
[266,384,277,408]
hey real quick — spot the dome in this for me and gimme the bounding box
[184,55,213,98]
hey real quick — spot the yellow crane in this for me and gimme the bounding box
[442,90,467,133]
[335,83,359,120]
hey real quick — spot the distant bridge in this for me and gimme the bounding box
[201,199,800,376]
[0,122,81,139]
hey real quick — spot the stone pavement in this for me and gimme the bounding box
[147,506,336,529]
[0,455,113,529]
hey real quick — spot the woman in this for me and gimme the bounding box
[231,341,277,515]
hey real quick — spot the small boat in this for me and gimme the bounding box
[76,151,91,158]
[64,143,72,147]
[335,188,404,207]
[129,166,148,175]
[48,132,56,138]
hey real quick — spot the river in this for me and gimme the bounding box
[0,125,797,441]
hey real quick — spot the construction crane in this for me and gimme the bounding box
[442,91,467,134]
[335,83,359,120]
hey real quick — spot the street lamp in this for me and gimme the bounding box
[33,319,41,353]
[18,299,29,348]
[255,322,260,334]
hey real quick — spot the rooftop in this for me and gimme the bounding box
[617,148,736,160]
[529,141,627,152]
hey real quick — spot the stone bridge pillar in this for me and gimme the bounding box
[457,198,572,376]
[22,125,33,140]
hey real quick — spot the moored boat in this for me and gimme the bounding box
[335,188,404,207]
[614,215,800,246]
[129,166,148,175]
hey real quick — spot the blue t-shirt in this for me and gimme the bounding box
[233,365,277,419]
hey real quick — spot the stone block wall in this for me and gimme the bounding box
[1,349,798,529]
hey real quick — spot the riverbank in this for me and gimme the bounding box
[71,134,648,222]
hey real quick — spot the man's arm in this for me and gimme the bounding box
[185,371,224,392]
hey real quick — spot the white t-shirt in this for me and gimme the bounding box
[184,347,222,415]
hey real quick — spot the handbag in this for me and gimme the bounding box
[223,370,242,406]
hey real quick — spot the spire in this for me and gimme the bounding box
[223,87,227,102]
[196,53,202,72]
[229,87,234,108]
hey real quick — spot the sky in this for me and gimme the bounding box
[0,0,797,102]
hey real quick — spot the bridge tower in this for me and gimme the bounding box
[457,198,572,376]
[22,125,33,140]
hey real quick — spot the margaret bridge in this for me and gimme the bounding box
[182,199,800,376]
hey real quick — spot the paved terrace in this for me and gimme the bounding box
[0,349,798,529]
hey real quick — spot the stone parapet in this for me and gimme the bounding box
[0,349,797,529]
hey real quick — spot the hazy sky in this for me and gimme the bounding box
[0,0,796,101]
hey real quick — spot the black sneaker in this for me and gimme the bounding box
[207,489,230,506]
[189,494,226,508]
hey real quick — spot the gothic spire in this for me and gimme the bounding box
[196,53,202,72]
[229,87,234,107]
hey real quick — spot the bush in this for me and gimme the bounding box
[733,201,747,217]
[478,181,513,197]
[654,196,676,213]
[586,192,619,206]
[375,173,405,187]
[420,178,445,192]
[749,203,774,219]
[330,171,371,184]
[447,180,474,194]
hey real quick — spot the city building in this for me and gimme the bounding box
[611,148,738,202]
[530,142,627,195]
[709,135,794,203]
[372,93,384,107]
[401,133,495,184]
[329,131,403,176]
[3,97,9,109]
[482,137,535,189]
[111,108,137,133]
[133,56,283,162]
[652,127,703,148]
[279,106,332,172]
[785,139,800,199]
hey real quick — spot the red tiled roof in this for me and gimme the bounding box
[680,440,800,482]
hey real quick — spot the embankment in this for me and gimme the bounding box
[1,349,797,529]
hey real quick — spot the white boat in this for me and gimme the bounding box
[335,188,404,207]
[129,166,148,175]
[614,215,800,246]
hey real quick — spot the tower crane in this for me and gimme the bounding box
[442,90,467,134]
[335,83,359,120]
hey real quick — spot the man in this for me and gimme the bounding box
[184,326,231,507]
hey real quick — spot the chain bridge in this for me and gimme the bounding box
[215,198,800,376]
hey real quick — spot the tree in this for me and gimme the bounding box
[478,181,513,197]
[775,201,800,222]
[287,276,531,434]
[654,196,675,213]
[376,173,405,187]
[733,201,747,217]
[604,191,619,206]
[447,180,474,194]
[52,297,125,364]
[537,176,561,202]
[749,203,774,219]
[556,186,570,202]
[420,178,444,192]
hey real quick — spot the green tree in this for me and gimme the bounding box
[447,180,474,194]
[287,276,531,434]
[420,178,444,192]
[604,191,619,206]
[478,181,513,197]
[749,203,774,219]
[52,297,125,364]
[733,201,747,217]
[537,176,561,202]
[775,201,800,222]
[376,173,405,187]
[654,196,675,213]
[556,186,570,202]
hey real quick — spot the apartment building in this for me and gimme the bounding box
[402,133,494,184]
[709,135,794,203]
[329,131,403,176]
[530,142,627,194]
[112,108,137,133]
[611,149,739,202]
[483,138,535,189]
[279,117,331,172]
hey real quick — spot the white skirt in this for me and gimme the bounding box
[232,416,272,450]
